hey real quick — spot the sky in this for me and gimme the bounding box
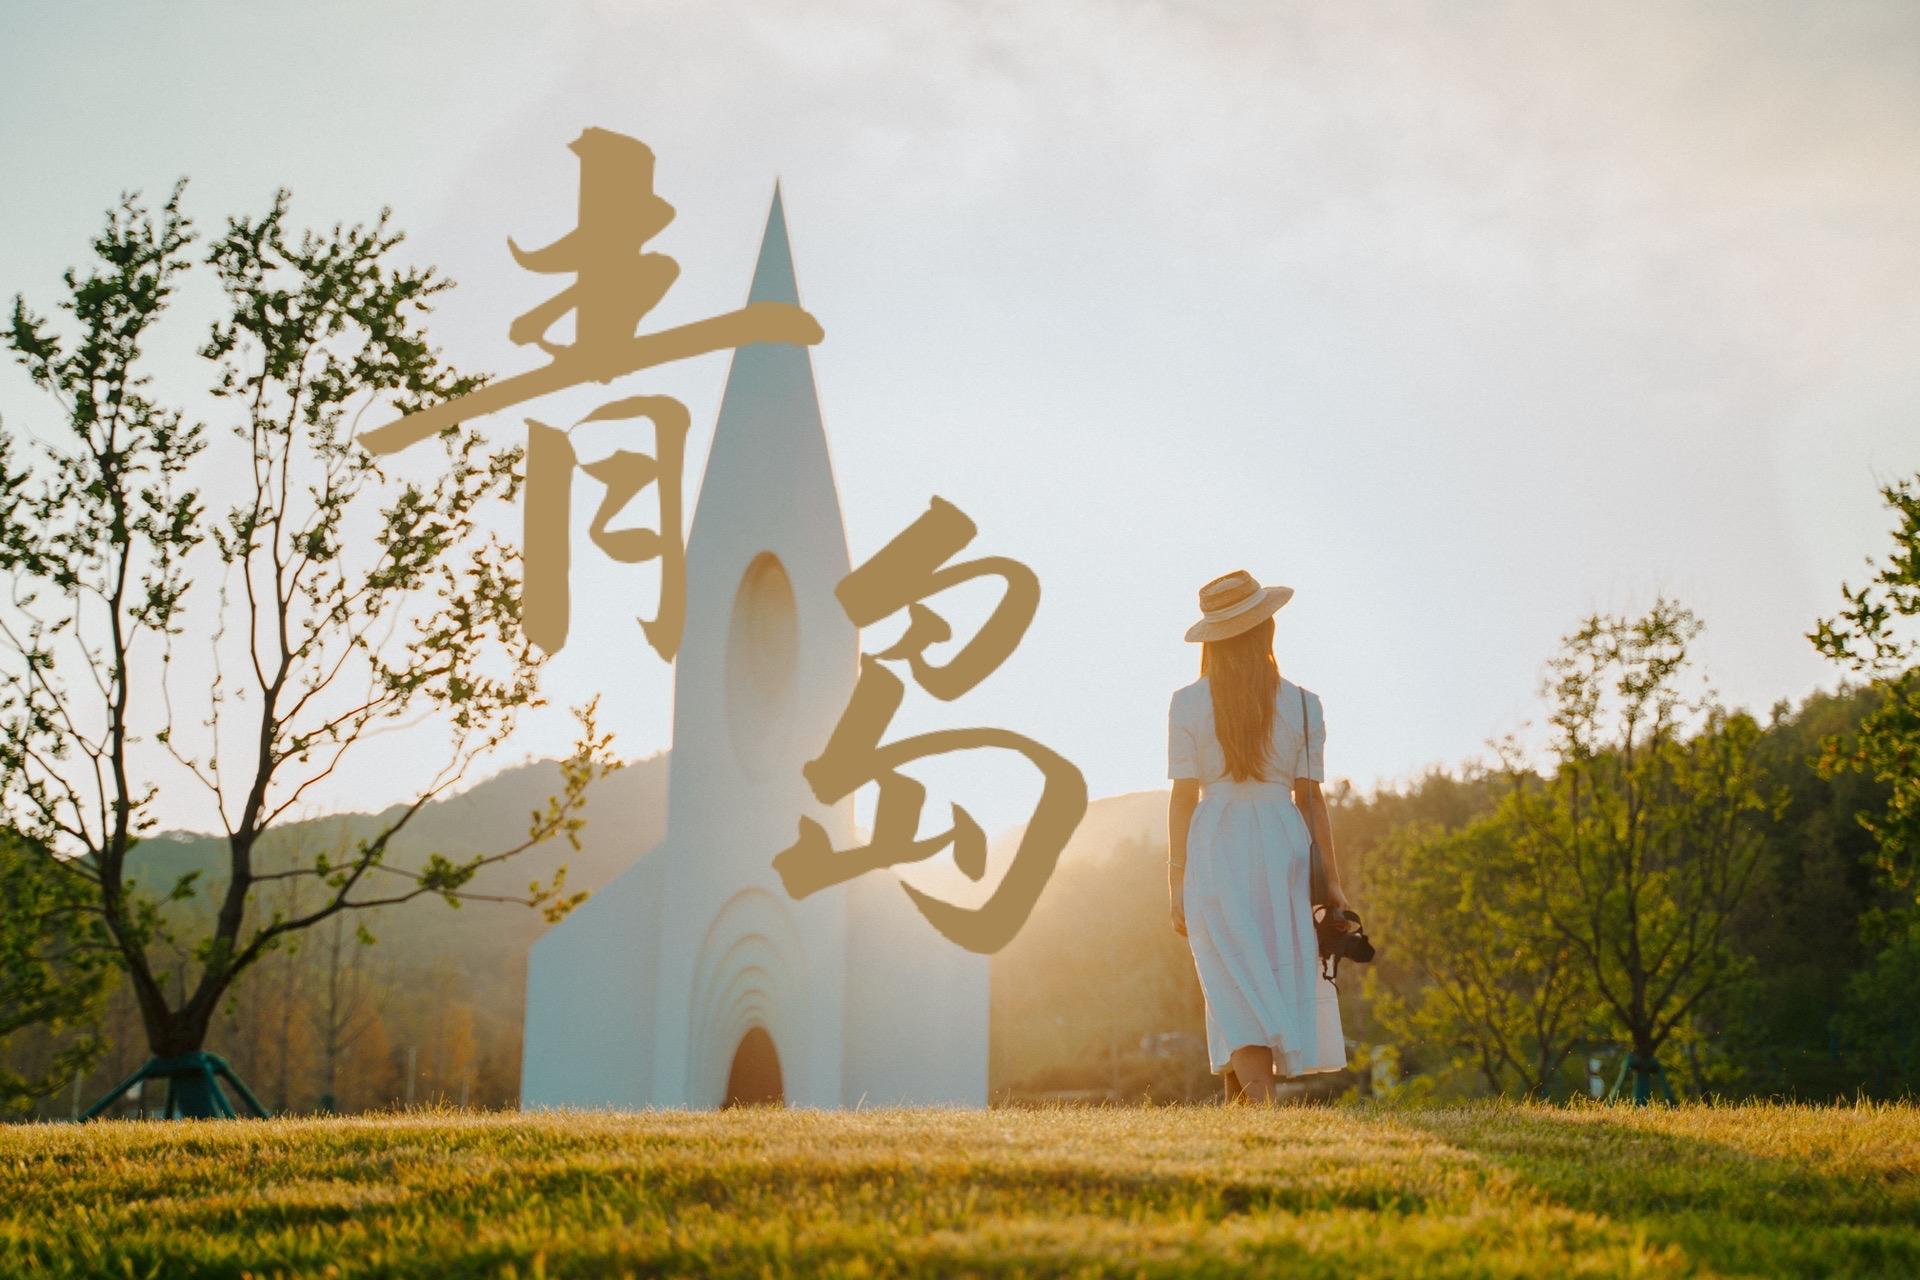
[2,0,1918,844]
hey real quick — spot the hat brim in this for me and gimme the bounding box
[1184,585,1293,642]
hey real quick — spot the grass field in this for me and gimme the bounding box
[1,1101,1915,1278]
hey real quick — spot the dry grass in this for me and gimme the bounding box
[1,1100,1915,1277]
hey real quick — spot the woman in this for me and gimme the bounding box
[1167,569,1354,1103]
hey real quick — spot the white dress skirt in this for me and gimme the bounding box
[1168,674,1346,1077]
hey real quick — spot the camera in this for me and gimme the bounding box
[1313,906,1376,981]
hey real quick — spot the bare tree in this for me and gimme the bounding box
[0,184,617,1111]
[309,906,385,1113]
[260,869,307,1112]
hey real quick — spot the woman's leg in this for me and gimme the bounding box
[1221,1066,1241,1103]
[1227,1046,1275,1103]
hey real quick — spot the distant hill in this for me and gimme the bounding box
[130,752,671,972]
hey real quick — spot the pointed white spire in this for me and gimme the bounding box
[692,183,831,502]
[747,183,800,307]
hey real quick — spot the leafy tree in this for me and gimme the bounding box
[1812,475,1920,1092]
[1812,475,1920,905]
[0,183,616,1108]
[1364,807,1605,1098]
[1500,600,1773,1101]
[0,828,114,1112]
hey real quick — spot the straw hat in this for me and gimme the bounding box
[1183,569,1294,642]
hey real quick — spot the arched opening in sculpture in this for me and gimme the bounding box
[723,1025,784,1107]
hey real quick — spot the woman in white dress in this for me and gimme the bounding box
[1167,569,1355,1103]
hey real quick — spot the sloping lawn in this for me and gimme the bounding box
[0,1101,1913,1277]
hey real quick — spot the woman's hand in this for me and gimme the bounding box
[1325,887,1358,931]
[1167,782,1198,941]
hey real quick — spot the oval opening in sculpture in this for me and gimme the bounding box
[725,551,799,779]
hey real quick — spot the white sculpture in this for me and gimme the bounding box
[521,190,989,1109]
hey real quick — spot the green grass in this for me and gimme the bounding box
[1,1102,1915,1278]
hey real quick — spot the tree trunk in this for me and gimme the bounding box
[102,982,243,1118]
[1629,1032,1662,1105]
[148,1003,215,1059]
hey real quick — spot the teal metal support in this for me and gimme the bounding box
[82,1059,157,1121]
[1605,1051,1676,1105]
[212,1057,270,1119]
[80,1052,270,1120]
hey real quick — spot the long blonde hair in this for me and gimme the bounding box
[1200,615,1279,782]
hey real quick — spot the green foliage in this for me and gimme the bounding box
[0,830,113,1113]
[1700,687,1890,1098]
[0,183,617,1066]
[1812,474,1920,905]
[1364,807,1606,1099]
[1808,474,1920,1094]
[1832,911,1920,1093]
[0,1104,1913,1276]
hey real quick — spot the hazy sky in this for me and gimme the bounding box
[3,1,1918,842]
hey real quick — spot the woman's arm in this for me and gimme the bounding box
[1167,778,1199,935]
[1292,777,1354,914]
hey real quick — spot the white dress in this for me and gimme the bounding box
[1168,675,1346,1077]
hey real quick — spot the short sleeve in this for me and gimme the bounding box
[1168,693,1201,780]
[1299,690,1327,782]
